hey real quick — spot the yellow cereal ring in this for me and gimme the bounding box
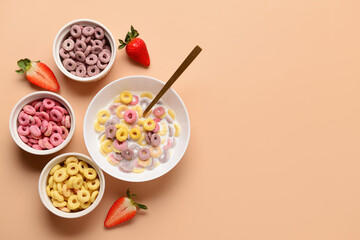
[80,201,91,209]
[67,176,77,188]
[155,161,160,167]
[133,168,145,174]
[99,147,108,156]
[168,109,176,119]
[64,156,78,165]
[111,144,121,153]
[90,191,99,203]
[113,95,121,103]
[59,207,70,213]
[67,195,80,210]
[138,118,144,126]
[46,185,51,197]
[159,112,167,118]
[129,128,141,140]
[97,109,110,124]
[49,164,61,175]
[53,168,68,182]
[48,176,54,186]
[52,200,67,208]
[140,92,153,99]
[116,105,129,118]
[115,123,129,131]
[137,133,147,146]
[158,122,168,136]
[51,190,64,202]
[77,189,90,203]
[53,182,58,191]
[144,109,152,118]
[87,179,100,190]
[94,121,105,132]
[137,158,152,167]
[82,181,89,190]
[99,134,106,143]
[84,168,97,180]
[101,139,113,154]
[143,118,155,131]
[120,91,133,104]
[116,128,128,142]
[78,161,88,174]
[132,105,143,118]
[72,176,83,190]
[57,183,63,195]
[62,184,72,198]
[174,123,181,137]
[66,163,79,175]
[150,146,162,158]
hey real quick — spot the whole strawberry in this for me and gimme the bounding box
[118,26,150,67]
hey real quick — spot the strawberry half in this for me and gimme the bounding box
[118,26,150,67]
[104,189,147,228]
[16,58,60,92]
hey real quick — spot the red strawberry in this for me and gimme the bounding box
[104,189,147,228]
[16,58,60,92]
[118,26,150,67]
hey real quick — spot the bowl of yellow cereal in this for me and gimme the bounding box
[38,152,105,218]
[83,75,190,182]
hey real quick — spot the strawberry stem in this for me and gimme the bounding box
[118,26,140,50]
[126,189,148,210]
[16,58,32,74]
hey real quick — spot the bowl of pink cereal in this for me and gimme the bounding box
[53,19,116,82]
[9,91,76,155]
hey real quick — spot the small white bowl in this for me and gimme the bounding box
[38,152,105,218]
[53,19,116,82]
[9,91,76,155]
[83,75,191,182]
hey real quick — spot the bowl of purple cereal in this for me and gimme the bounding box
[53,19,116,82]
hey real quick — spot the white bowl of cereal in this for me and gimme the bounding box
[83,75,190,182]
[38,152,105,218]
[53,19,116,82]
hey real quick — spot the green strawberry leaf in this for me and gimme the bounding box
[137,204,148,210]
[17,58,31,71]
[15,69,25,74]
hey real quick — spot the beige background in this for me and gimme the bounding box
[1,0,360,239]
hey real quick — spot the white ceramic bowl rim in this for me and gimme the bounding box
[53,18,116,82]
[83,75,191,182]
[38,152,105,218]
[9,91,76,155]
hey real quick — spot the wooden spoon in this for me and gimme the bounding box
[142,45,202,116]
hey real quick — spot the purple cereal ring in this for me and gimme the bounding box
[101,39,106,47]
[20,135,29,143]
[70,25,82,38]
[29,125,41,138]
[50,133,63,147]
[150,133,161,147]
[165,115,174,124]
[23,105,36,115]
[62,39,75,51]
[153,122,160,133]
[119,160,134,173]
[64,115,71,129]
[62,58,76,71]
[124,109,137,124]
[60,126,68,139]
[18,125,30,136]
[71,71,76,76]
[168,124,175,137]
[79,35,86,42]
[108,103,120,115]
[82,26,95,36]
[59,48,70,59]
[138,148,150,160]
[18,111,30,125]
[87,65,100,77]
[53,106,68,115]
[35,111,50,121]
[85,54,98,65]
[75,51,86,62]
[159,149,170,163]
[112,152,124,161]
[85,36,91,43]
[96,60,107,70]
[33,116,41,127]
[98,51,111,63]
[105,117,119,127]
[147,158,157,170]
[43,138,54,149]
[120,148,134,160]
[94,27,104,39]
[44,123,53,136]
[75,40,86,52]
[75,64,86,77]
[145,131,152,144]
[33,144,43,150]
[50,109,63,122]
[43,98,55,109]
[153,107,165,117]
[103,45,111,52]
[105,125,117,139]
[41,120,48,133]
[69,51,76,58]
[91,46,102,55]
[93,40,103,47]
[113,139,128,151]
[84,45,92,56]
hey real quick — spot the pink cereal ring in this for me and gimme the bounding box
[33,116,41,127]
[32,144,43,150]
[41,120,49,133]
[33,101,42,111]
[50,109,63,122]
[44,123,53,136]
[130,95,139,106]
[153,122,160,133]
[60,126,69,139]
[53,106,68,115]
[18,125,30,136]
[50,133,63,147]
[153,107,165,117]
[23,105,36,115]
[61,116,66,126]
[35,111,50,121]
[28,116,35,125]
[20,135,29,143]
[43,138,54,149]
[153,118,161,122]
[18,112,30,125]
[49,121,57,127]
[94,27,104,39]
[84,45,92,57]
[59,48,70,59]
[43,98,55,109]
[97,60,107,70]
[124,109,137,124]
[52,126,62,135]
[31,100,41,107]
[82,26,95,36]
[87,65,100,77]
[163,138,173,150]
[113,139,128,151]
[98,51,110,63]
[38,139,45,148]
[28,137,39,144]
[64,115,71,129]
[70,25,81,38]
[29,125,41,138]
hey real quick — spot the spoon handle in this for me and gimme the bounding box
[143,45,202,116]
